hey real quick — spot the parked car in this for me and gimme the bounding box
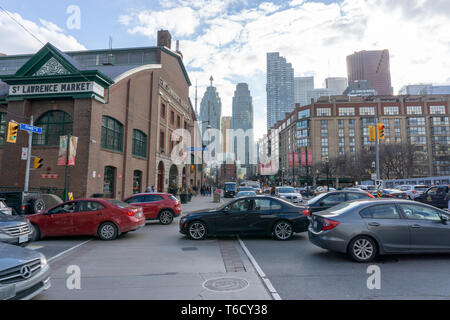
[180,196,310,241]
[275,186,303,204]
[27,199,145,241]
[396,185,428,200]
[236,191,257,197]
[314,186,336,195]
[309,199,450,262]
[299,191,374,216]
[0,243,51,300]
[370,188,409,199]
[124,193,181,224]
[0,192,45,216]
[0,210,33,246]
[415,185,450,209]
[0,199,13,216]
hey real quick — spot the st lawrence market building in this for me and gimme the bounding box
[0,30,203,200]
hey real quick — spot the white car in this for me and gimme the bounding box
[275,187,303,204]
[396,185,428,200]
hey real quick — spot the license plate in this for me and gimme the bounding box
[19,234,28,243]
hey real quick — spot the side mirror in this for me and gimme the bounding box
[441,214,449,225]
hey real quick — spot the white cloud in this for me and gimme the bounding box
[0,11,85,54]
[122,0,450,140]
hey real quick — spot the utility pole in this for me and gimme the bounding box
[24,116,33,192]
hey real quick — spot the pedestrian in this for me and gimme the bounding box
[146,186,151,193]
[151,186,156,193]
[270,186,276,196]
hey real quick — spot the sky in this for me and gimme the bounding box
[0,0,450,141]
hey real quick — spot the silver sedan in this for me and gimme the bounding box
[309,199,450,262]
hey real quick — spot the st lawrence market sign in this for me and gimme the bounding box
[9,82,104,97]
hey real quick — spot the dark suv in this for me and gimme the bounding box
[415,185,450,209]
[0,192,46,216]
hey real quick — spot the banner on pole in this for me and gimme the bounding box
[57,136,78,166]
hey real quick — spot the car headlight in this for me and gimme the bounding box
[40,255,48,268]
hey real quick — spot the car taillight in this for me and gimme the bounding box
[367,193,375,198]
[412,190,417,194]
[302,209,310,216]
[322,219,340,231]
[21,205,26,211]
[388,194,393,197]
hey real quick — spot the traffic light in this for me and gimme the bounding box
[368,126,376,142]
[33,157,43,169]
[6,121,19,143]
[377,123,385,140]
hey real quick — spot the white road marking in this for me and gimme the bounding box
[238,237,282,300]
[48,239,92,263]
[26,245,44,250]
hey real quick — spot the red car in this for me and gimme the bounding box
[124,193,182,225]
[27,199,145,241]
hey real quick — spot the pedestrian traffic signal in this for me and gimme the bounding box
[368,126,376,142]
[6,121,19,143]
[377,123,385,140]
[33,157,43,169]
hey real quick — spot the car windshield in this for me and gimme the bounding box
[307,193,328,205]
[225,183,236,190]
[278,188,296,193]
[239,187,253,191]
[237,192,255,196]
[106,200,132,208]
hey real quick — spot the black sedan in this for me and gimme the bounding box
[179,196,309,241]
[298,190,375,216]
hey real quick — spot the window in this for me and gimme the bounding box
[349,128,355,137]
[317,108,331,117]
[321,147,328,156]
[339,147,345,155]
[161,103,166,118]
[78,201,105,212]
[297,120,308,129]
[229,199,251,212]
[103,166,116,198]
[408,127,426,135]
[399,203,442,221]
[350,147,356,154]
[298,109,310,119]
[360,107,376,115]
[0,112,6,145]
[339,107,355,116]
[394,118,401,126]
[170,111,175,124]
[432,117,449,126]
[339,138,345,146]
[33,111,73,146]
[321,129,328,136]
[321,138,328,146]
[384,106,399,115]
[348,119,355,127]
[347,193,369,201]
[395,127,401,137]
[407,106,422,115]
[132,130,147,158]
[160,131,165,151]
[321,193,346,204]
[101,116,123,151]
[408,117,425,126]
[321,120,328,128]
[252,199,271,211]
[338,120,344,128]
[338,129,344,137]
[360,204,401,219]
[48,202,77,214]
[409,136,426,145]
[429,105,445,115]
[349,138,355,146]
[177,115,181,128]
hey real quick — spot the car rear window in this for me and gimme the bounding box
[106,200,132,208]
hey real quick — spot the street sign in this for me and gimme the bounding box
[21,147,28,160]
[20,123,42,134]
[375,180,383,189]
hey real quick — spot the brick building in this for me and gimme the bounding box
[0,30,203,200]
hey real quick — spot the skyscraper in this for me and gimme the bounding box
[266,52,294,130]
[346,50,393,95]
[294,76,314,106]
[325,77,348,95]
[232,83,254,176]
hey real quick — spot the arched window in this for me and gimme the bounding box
[101,116,123,152]
[0,112,6,145]
[132,129,147,158]
[33,111,73,146]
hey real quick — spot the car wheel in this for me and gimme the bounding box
[98,222,118,241]
[159,210,174,225]
[273,221,294,240]
[30,199,46,214]
[188,221,207,240]
[30,224,41,241]
[348,236,377,262]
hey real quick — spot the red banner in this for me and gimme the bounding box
[301,149,306,166]
[307,150,313,166]
[288,153,299,168]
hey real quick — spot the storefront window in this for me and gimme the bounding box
[133,170,142,194]
[33,110,73,146]
[101,116,123,152]
[103,166,116,198]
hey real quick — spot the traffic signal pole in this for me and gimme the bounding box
[24,115,33,192]
[375,115,380,181]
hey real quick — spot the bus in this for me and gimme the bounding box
[224,182,237,198]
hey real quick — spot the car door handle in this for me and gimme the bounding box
[368,222,380,227]
[410,224,422,229]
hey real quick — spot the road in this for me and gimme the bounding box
[27,195,450,300]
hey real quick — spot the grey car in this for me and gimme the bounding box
[0,210,33,246]
[0,243,51,300]
[309,199,450,262]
